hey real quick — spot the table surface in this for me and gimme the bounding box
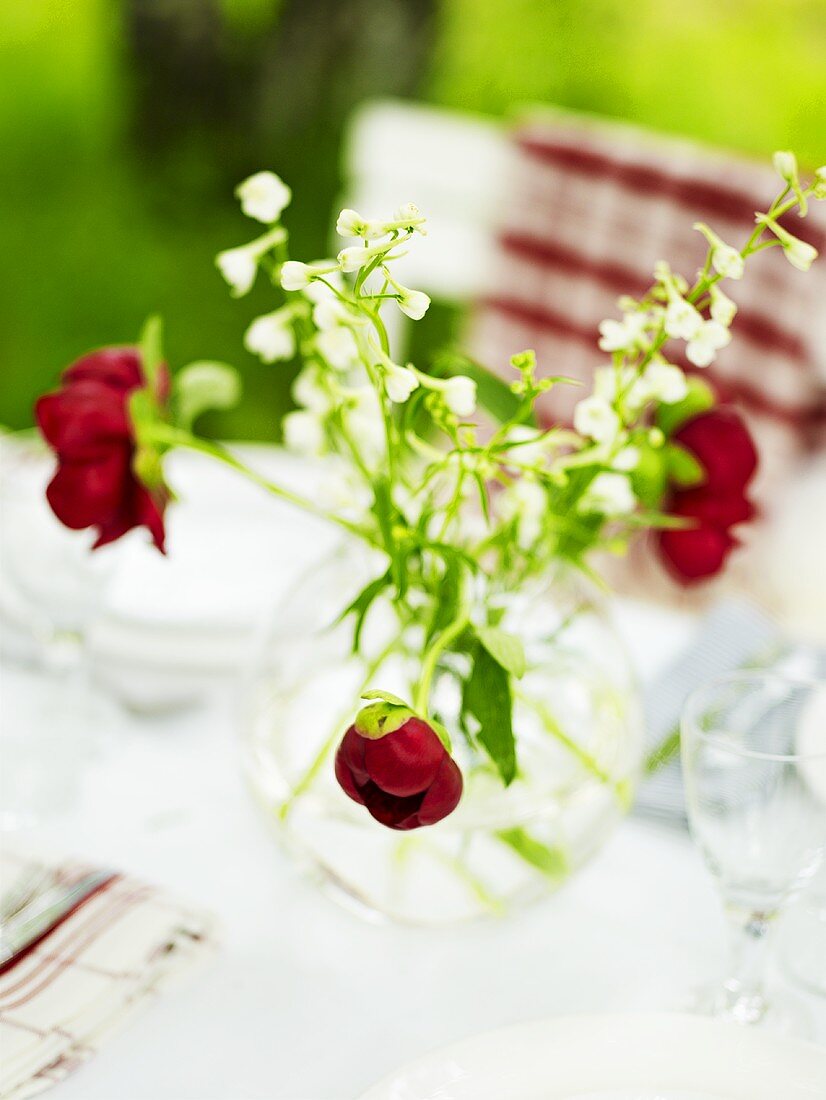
[2,451,824,1100]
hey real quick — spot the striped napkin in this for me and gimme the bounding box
[636,599,824,826]
[0,851,218,1100]
[467,108,826,504]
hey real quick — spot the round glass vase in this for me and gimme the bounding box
[242,543,643,925]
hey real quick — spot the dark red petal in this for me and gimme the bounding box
[335,746,365,805]
[45,449,130,530]
[337,726,370,787]
[360,782,425,831]
[657,525,737,585]
[670,488,755,530]
[134,485,167,553]
[63,347,144,393]
[363,717,445,797]
[91,476,166,552]
[415,755,463,826]
[674,407,758,494]
[35,383,130,460]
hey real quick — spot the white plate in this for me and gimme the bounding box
[357,1013,826,1100]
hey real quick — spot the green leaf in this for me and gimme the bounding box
[496,828,569,880]
[432,351,537,427]
[337,572,390,652]
[656,376,715,437]
[426,556,461,645]
[461,642,516,785]
[629,445,668,509]
[361,688,408,707]
[175,361,242,428]
[428,718,453,753]
[354,700,414,739]
[139,314,164,388]
[476,626,526,680]
[665,443,704,488]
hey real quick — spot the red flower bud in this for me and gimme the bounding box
[35,347,168,552]
[657,406,758,585]
[335,704,463,830]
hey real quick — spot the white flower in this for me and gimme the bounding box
[686,320,731,367]
[597,312,649,352]
[756,214,818,271]
[244,309,296,362]
[612,446,640,472]
[773,151,798,184]
[395,286,431,320]
[346,387,385,460]
[711,243,745,280]
[664,296,704,341]
[335,208,386,240]
[283,410,325,455]
[812,167,826,200]
[316,326,358,370]
[574,395,621,443]
[216,245,259,297]
[579,472,636,517]
[709,284,737,327]
[499,477,546,549]
[593,366,621,402]
[693,222,745,279]
[784,237,817,271]
[594,366,649,411]
[384,363,419,403]
[313,298,348,330]
[280,259,337,291]
[393,202,427,234]
[641,359,688,404]
[442,376,477,418]
[292,368,332,414]
[236,171,291,223]
[337,241,393,273]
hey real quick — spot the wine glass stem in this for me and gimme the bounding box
[721,905,775,1023]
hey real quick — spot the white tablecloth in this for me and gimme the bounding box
[4,598,823,1100]
[2,442,823,1098]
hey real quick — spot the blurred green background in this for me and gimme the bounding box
[2,0,824,438]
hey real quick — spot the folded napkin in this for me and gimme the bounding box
[0,850,218,1100]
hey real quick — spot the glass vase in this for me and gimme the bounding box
[241,543,643,924]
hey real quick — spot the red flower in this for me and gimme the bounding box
[335,705,463,830]
[657,407,758,586]
[671,406,758,494]
[35,347,168,551]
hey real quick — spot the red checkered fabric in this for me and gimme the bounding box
[467,112,826,502]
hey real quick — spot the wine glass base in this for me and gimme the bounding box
[683,982,815,1039]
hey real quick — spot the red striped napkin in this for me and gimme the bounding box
[0,851,218,1100]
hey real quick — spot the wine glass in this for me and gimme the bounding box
[780,853,826,997]
[681,671,826,1036]
[0,439,121,827]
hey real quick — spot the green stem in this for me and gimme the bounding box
[150,427,374,544]
[278,627,409,821]
[516,691,629,805]
[414,596,470,714]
